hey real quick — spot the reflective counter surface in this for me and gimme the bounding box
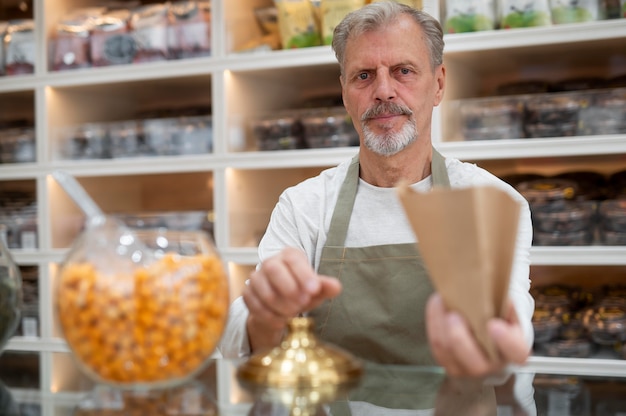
[2,359,626,415]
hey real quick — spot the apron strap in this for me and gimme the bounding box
[324,147,449,247]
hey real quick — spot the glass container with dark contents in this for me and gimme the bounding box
[524,92,584,138]
[250,114,303,151]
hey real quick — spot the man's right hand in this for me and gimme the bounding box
[243,247,342,352]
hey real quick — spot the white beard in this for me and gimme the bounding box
[362,117,418,156]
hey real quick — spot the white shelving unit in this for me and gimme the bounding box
[1,0,625,400]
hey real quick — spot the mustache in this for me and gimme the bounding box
[361,102,413,121]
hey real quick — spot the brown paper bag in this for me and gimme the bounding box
[396,184,520,361]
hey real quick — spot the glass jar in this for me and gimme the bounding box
[56,223,229,389]
[0,235,22,351]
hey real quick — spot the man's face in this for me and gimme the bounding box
[340,15,445,156]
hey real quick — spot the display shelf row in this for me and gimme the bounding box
[1,18,624,93]
[0,134,625,178]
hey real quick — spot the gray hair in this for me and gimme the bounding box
[332,2,444,76]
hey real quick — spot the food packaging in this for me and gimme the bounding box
[584,305,626,346]
[176,115,213,155]
[458,96,525,140]
[498,0,552,28]
[397,184,520,361]
[274,0,322,49]
[91,10,136,67]
[549,0,599,24]
[131,3,171,63]
[51,8,106,71]
[4,19,36,75]
[168,1,212,59]
[444,0,496,33]
[552,170,608,201]
[320,0,366,45]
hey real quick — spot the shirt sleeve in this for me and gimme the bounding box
[217,296,252,359]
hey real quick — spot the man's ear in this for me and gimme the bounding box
[433,64,446,107]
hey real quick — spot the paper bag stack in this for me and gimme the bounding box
[397,184,520,361]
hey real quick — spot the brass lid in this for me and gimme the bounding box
[236,317,363,389]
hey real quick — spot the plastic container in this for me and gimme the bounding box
[533,308,562,344]
[552,171,608,201]
[250,114,303,151]
[578,88,626,135]
[176,115,212,155]
[0,127,36,164]
[498,0,552,28]
[532,202,595,233]
[56,225,229,389]
[301,107,356,148]
[62,123,110,160]
[585,306,626,346]
[516,178,578,209]
[108,120,142,158]
[444,0,496,33]
[550,0,599,23]
[4,19,35,75]
[524,92,585,138]
[599,199,626,232]
[459,96,525,140]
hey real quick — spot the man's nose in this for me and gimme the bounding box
[374,71,396,101]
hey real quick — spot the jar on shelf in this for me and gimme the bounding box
[578,88,626,136]
[0,127,36,164]
[444,0,496,33]
[91,10,136,67]
[168,1,212,59]
[549,0,600,24]
[52,8,105,71]
[4,19,35,75]
[498,0,552,28]
[131,3,170,63]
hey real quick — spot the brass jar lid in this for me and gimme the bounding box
[236,316,363,389]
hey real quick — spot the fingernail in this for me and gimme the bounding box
[447,312,462,327]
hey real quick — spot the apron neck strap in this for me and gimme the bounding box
[325,148,450,247]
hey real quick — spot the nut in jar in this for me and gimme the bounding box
[56,227,229,389]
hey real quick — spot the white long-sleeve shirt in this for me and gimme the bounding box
[218,155,535,359]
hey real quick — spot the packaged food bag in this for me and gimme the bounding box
[274,0,322,49]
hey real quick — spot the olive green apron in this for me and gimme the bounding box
[309,148,450,365]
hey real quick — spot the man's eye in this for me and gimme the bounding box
[400,68,411,75]
[358,73,368,80]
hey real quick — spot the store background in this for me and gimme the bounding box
[0,0,625,412]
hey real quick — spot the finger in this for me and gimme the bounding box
[445,312,497,377]
[426,294,463,376]
[247,268,303,317]
[279,247,322,295]
[242,285,289,331]
[489,318,530,365]
[304,275,342,311]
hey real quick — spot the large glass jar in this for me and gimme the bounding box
[0,237,22,352]
[56,224,229,389]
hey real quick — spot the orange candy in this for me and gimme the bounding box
[57,253,229,385]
